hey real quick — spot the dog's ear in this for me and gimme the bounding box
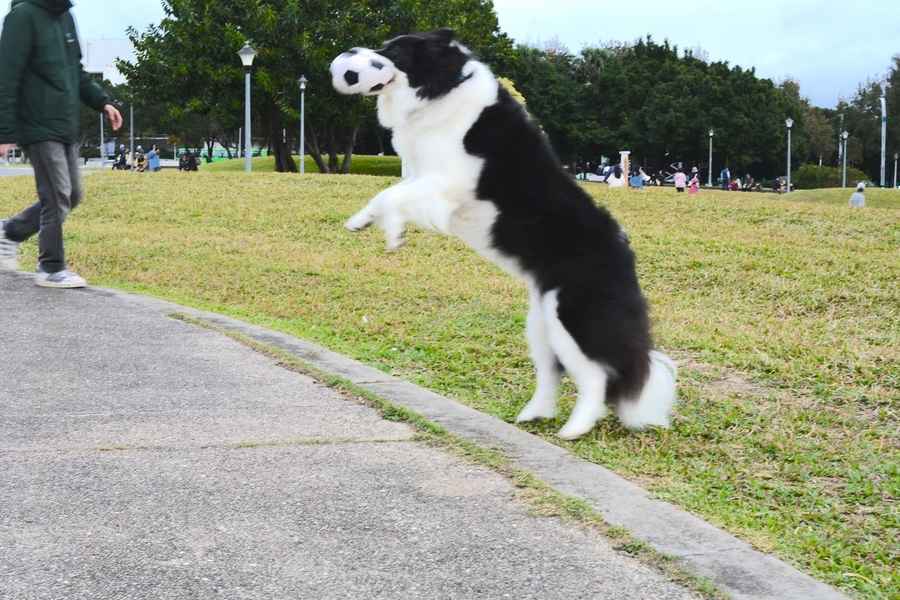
[434,28,456,43]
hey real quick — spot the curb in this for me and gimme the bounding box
[92,285,848,600]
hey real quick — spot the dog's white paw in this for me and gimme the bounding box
[516,397,558,423]
[345,211,374,232]
[557,420,595,440]
[385,234,407,252]
[557,403,607,440]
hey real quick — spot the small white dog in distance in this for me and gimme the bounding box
[331,29,677,440]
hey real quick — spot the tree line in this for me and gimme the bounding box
[503,39,898,182]
[116,0,898,182]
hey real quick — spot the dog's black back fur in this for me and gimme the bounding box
[464,88,653,402]
[379,29,654,402]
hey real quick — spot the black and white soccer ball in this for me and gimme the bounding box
[330,48,396,96]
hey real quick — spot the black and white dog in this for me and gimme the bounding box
[331,29,677,440]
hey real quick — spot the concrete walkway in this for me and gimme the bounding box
[0,271,699,600]
[0,166,33,177]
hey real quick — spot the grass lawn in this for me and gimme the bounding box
[788,187,900,209]
[1,173,897,598]
[204,153,402,177]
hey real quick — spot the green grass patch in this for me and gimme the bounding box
[784,187,900,209]
[203,153,402,176]
[1,172,897,598]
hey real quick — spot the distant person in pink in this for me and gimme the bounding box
[674,168,687,193]
[688,173,700,195]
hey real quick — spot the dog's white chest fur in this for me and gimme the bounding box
[380,63,496,180]
[363,61,522,275]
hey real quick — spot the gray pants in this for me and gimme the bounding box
[3,142,82,273]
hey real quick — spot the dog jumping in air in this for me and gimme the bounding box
[330,29,677,440]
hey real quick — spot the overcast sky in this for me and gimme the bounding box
[3,0,897,108]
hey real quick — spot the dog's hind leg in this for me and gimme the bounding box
[542,289,609,440]
[516,285,561,423]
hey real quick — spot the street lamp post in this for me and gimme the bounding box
[299,75,307,175]
[129,103,134,167]
[785,118,794,193]
[880,92,887,187]
[841,131,849,188]
[708,129,714,187]
[837,113,844,166]
[238,42,258,173]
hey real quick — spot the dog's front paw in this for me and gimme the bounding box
[345,210,374,232]
[385,233,407,252]
[516,399,558,423]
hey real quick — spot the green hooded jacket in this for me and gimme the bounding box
[0,0,110,146]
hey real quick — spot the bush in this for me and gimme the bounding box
[794,164,869,189]
[80,146,101,160]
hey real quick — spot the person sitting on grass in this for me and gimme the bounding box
[629,170,645,190]
[135,146,146,172]
[743,174,755,191]
[688,173,700,195]
[113,144,129,170]
[178,152,199,172]
[849,182,866,208]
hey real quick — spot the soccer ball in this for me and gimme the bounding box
[330,48,396,96]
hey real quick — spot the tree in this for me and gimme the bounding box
[511,37,801,178]
[119,1,244,165]
[120,0,512,173]
[888,56,900,164]
[804,106,836,166]
[504,45,589,165]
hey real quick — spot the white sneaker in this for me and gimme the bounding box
[35,269,87,289]
[0,220,19,271]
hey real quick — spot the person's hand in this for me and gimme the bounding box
[0,143,16,156]
[104,104,123,131]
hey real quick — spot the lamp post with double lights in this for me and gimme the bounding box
[238,42,258,173]
[841,131,849,188]
[708,129,714,187]
[299,75,308,174]
[880,91,887,187]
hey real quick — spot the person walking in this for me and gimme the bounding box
[720,166,731,191]
[673,167,687,193]
[0,0,122,287]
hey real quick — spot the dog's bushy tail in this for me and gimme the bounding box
[616,351,677,430]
